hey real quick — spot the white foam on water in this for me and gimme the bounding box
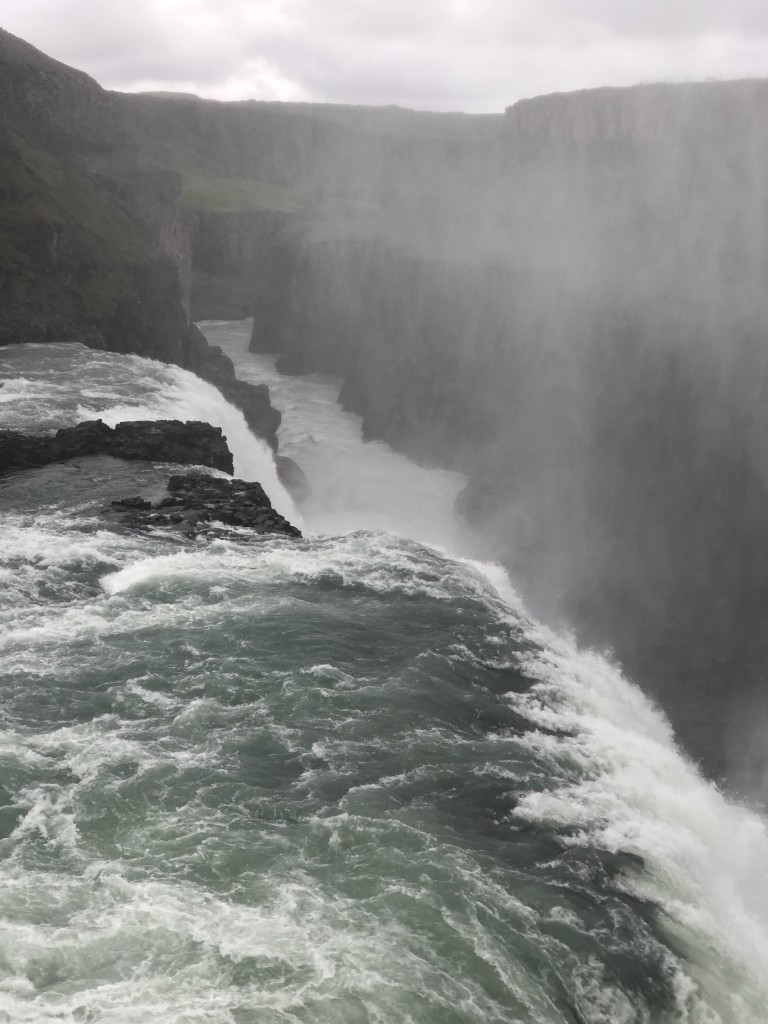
[4,528,768,1019]
[11,787,81,853]
[499,620,768,1020]
[0,869,460,1024]
[99,532,472,603]
[0,377,63,405]
[101,550,219,596]
[3,329,768,1019]
[0,518,140,571]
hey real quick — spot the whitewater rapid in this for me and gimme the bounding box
[0,330,767,1022]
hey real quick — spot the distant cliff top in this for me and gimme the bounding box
[505,79,768,145]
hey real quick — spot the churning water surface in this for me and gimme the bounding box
[0,329,767,1023]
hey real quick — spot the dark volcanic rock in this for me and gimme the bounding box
[0,419,233,475]
[109,420,233,471]
[106,471,301,540]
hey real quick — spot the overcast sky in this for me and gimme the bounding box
[4,0,768,112]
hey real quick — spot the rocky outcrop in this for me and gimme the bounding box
[0,414,301,540]
[106,471,301,540]
[0,419,234,475]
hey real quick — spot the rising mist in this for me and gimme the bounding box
[237,82,768,794]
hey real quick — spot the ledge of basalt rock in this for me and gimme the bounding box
[0,419,234,475]
[105,471,302,540]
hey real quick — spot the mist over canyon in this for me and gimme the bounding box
[2,22,768,800]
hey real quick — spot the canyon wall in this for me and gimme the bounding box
[0,28,285,447]
[0,28,187,359]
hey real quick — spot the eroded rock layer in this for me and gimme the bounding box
[106,471,301,540]
[0,419,234,475]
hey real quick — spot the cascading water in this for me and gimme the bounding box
[0,329,767,1023]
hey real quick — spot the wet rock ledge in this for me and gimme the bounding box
[0,417,302,540]
[0,419,233,475]
[106,472,301,540]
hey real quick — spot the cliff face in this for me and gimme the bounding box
[188,210,299,321]
[0,28,285,447]
[507,79,768,147]
[0,29,185,358]
[115,88,500,327]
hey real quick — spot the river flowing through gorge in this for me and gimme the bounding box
[0,322,767,1022]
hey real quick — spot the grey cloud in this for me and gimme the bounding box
[534,0,768,37]
[4,0,768,112]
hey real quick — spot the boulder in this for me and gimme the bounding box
[105,471,301,540]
